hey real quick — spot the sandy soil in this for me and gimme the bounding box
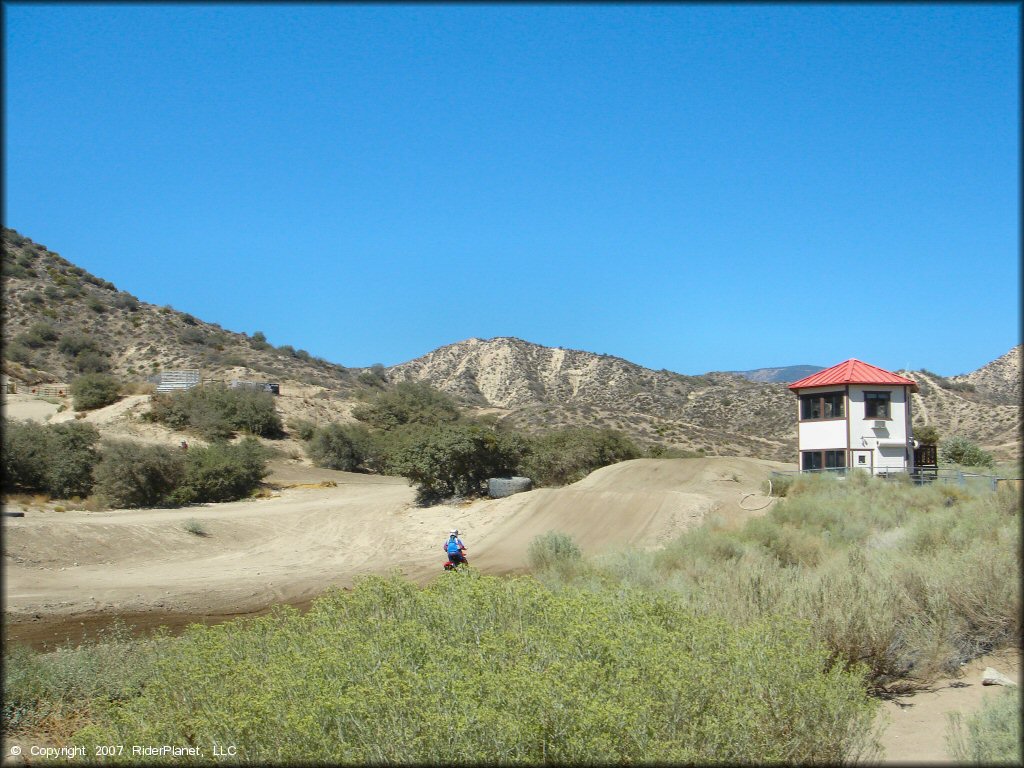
[2,456,786,625]
[876,647,1020,764]
[2,393,1017,763]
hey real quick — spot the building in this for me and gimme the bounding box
[788,359,919,474]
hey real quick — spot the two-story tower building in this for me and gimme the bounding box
[788,359,919,474]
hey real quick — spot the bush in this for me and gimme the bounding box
[71,575,880,764]
[940,436,994,468]
[46,422,102,498]
[3,624,169,737]
[112,293,140,311]
[307,423,372,472]
[15,322,59,348]
[2,419,52,492]
[946,687,1021,764]
[93,441,185,508]
[352,381,461,430]
[73,349,112,374]
[147,384,283,440]
[1,419,99,498]
[521,427,642,486]
[71,373,122,411]
[171,438,268,504]
[914,424,940,446]
[387,423,527,502]
[527,531,583,572]
[288,418,317,442]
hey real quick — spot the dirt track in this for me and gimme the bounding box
[2,457,787,643]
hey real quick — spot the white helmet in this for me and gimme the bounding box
[450,529,459,535]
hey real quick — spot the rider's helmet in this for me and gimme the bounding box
[450,529,459,536]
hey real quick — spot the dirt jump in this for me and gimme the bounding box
[3,456,787,647]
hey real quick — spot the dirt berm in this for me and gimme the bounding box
[3,457,788,644]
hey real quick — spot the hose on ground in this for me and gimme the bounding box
[738,477,776,512]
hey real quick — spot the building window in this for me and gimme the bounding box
[799,391,845,420]
[864,391,891,419]
[801,450,847,471]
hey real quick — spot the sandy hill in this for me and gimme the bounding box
[387,336,799,460]
[953,345,1021,405]
[3,228,1019,460]
[1,228,362,396]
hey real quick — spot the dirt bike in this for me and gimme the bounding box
[443,550,469,571]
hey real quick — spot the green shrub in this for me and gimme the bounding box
[940,436,994,468]
[946,687,1021,764]
[288,418,317,441]
[71,373,122,411]
[2,419,51,492]
[71,575,880,764]
[3,624,169,737]
[112,292,140,311]
[307,423,371,471]
[521,427,642,486]
[15,321,59,348]
[45,422,101,498]
[914,424,940,446]
[58,331,100,358]
[387,423,527,502]
[86,295,106,313]
[4,341,33,364]
[147,384,283,440]
[93,441,185,508]
[0,419,99,498]
[170,438,268,504]
[352,380,461,430]
[527,531,583,572]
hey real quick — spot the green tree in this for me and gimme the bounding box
[522,427,642,486]
[940,435,994,468]
[913,424,940,446]
[388,423,527,503]
[45,422,101,497]
[0,419,99,497]
[93,441,185,508]
[2,419,50,492]
[172,438,268,504]
[307,423,372,471]
[71,374,122,411]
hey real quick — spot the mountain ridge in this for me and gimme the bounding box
[3,229,1019,462]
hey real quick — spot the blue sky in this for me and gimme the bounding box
[4,4,1019,376]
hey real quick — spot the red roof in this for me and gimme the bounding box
[787,359,918,392]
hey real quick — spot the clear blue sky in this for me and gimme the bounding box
[4,3,1019,376]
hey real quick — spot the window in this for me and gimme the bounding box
[864,391,891,419]
[799,391,845,420]
[801,450,847,471]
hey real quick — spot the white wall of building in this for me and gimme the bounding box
[795,385,914,472]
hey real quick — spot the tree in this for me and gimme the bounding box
[521,428,642,486]
[307,423,372,471]
[172,438,269,504]
[388,423,527,503]
[45,421,101,497]
[913,424,940,446]
[71,373,121,410]
[940,435,994,468]
[93,440,185,508]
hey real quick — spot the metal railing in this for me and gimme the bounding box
[770,467,1001,491]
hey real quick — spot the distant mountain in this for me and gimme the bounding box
[3,228,1019,462]
[726,365,825,384]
